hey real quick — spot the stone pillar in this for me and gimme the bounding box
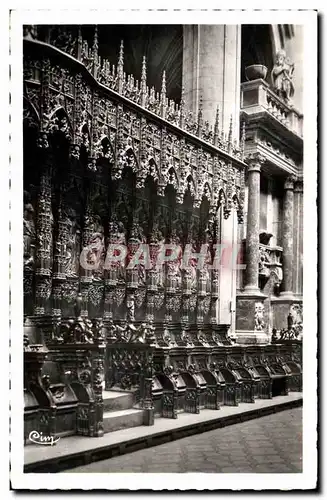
[235,153,268,344]
[182,25,241,140]
[270,177,300,331]
[281,176,296,298]
[244,153,265,294]
[292,180,303,297]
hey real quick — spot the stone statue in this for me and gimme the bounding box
[74,292,83,318]
[258,246,271,275]
[126,294,135,322]
[287,311,294,331]
[23,201,36,269]
[64,226,79,277]
[271,50,295,102]
[88,231,105,280]
[254,302,265,331]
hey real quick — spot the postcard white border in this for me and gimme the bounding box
[9,6,318,491]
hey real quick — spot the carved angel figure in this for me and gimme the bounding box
[254,302,265,331]
[271,50,295,102]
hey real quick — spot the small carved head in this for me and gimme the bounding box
[275,49,286,65]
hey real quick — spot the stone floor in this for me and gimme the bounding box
[25,393,302,472]
[65,408,302,474]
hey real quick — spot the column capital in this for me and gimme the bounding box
[245,152,266,172]
[294,180,303,193]
[284,175,297,191]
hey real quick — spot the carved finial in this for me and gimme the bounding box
[241,121,246,161]
[92,25,99,78]
[228,114,233,151]
[179,86,185,128]
[161,70,166,97]
[140,55,147,107]
[197,95,203,137]
[118,39,124,66]
[141,56,147,83]
[214,106,220,146]
[77,26,83,61]
[117,40,124,94]
[93,25,98,52]
[160,70,167,119]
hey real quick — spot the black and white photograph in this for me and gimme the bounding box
[8,6,318,491]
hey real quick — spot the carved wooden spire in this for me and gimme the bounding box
[141,55,147,85]
[241,120,246,161]
[77,26,83,61]
[213,106,220,146]
[117,40,124,94]
[160,70,167,119]
[92,25,99,78]
[197,95,203,137]
[228,114,233,152]
[179,86,185,128]
[140,55,147,107]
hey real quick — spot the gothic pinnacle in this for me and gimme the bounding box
[92,25,99,78]
[117,40,124,93]
[93,25,98,52]
[241,121,246,161]
[161,70,166,97]
[141,55,147,86]
[140,55,147,107]
[214,105,220,145]
[197,94,203,137]
[118,39,124,68]
[228,114,233,150]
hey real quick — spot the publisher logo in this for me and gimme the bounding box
[29,430,60,446]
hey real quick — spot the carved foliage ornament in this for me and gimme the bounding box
[246,152,266,172]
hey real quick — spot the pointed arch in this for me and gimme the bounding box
[232,193,241,211]
[232,193,244,224]
[218,188,227,208]
[23,96,40,130]
[96,135,115,162]
[147,157,160,182]
[186,174,197,198]
[202,181,212,202]
[122,146,139,172]
[49,106,73,140]
[166,166,179,190]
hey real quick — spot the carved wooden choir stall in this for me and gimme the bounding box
[23,26,302,442]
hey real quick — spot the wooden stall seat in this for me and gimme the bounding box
[180,372,201,414]
[200,370,222,410]
[253,364,273,399]
[155,373,179,419]
[217,367,242,406]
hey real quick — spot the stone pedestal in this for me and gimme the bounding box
[270,296,303,332]
[182,25,241,140]
[235,291,268,344]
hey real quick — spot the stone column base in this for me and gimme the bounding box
[234,330,270,345]
[235,290,269,345]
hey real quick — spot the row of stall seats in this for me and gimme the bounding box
[152,359,302,419]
